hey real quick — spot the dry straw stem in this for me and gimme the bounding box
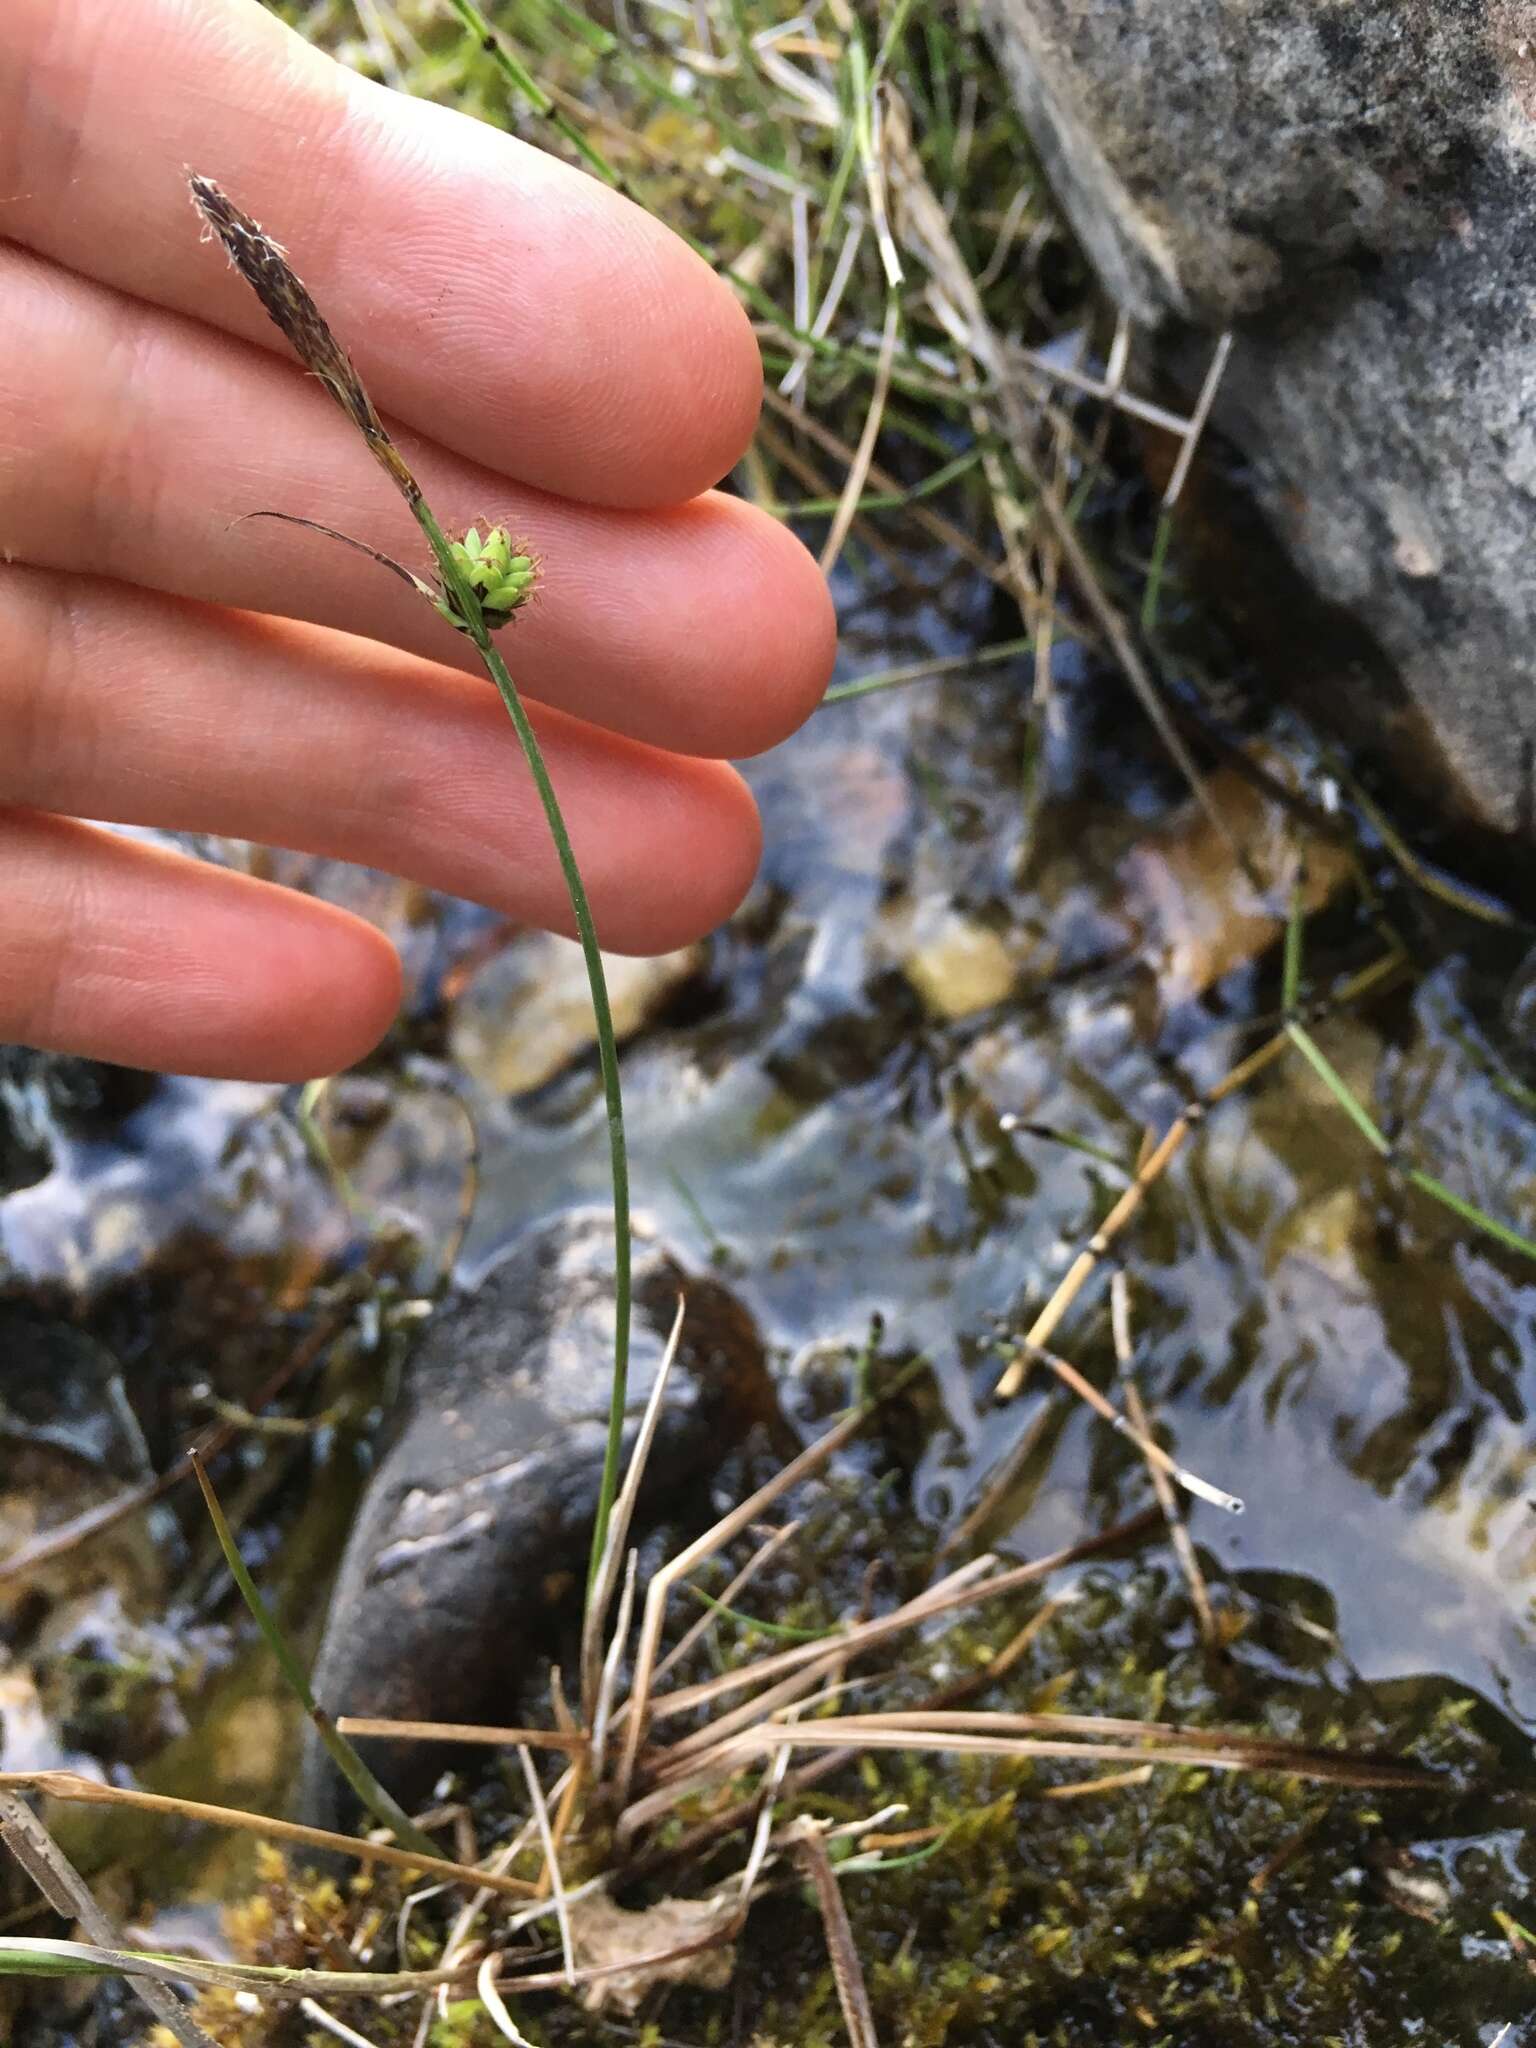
[0,1261,379,1584]
[0,1934,478,2003]
[759,385,1036,606]
[698,1715,1434,1792]
[613,1389,885,1803]
[477,1951,538,2047]
[649,1510,1158,1734]
[1002,1337,1242,1516]
[818,295,902,576]
[517,1746,574,1984]
[581,1296,686,1726]
[1161,330,1235,510]
[791,1820,881,2048]
[615,1513,1163,1844]
[337,1719,582,1753]
[0,1792,216,2048]
[650,1519,804,1687]
[298,1996,389,2048]
[0,1773,536,1901]
[990,948,1406,1404]
[1039,1762,1156,1801]
[881,99,1250,880]
[753,416,910,581]
[644,1554,997,1761]
[590,1548,640,1777]
[1112,1268,1218,1649]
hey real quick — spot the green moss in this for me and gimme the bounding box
[147,1517,1533,2048]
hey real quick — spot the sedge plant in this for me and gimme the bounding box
[187,174,633,1602]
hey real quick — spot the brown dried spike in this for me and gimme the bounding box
[188,171,420,504]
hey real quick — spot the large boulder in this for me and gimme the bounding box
[986,0,1536,837]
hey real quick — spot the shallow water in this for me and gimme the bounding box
[3,536,1536,2036]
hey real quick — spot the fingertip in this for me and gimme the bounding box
[527,192,766,508]
[216,902,403,1081]
[342,81,766,508]
[575,756,763,955]
[639,260,764,505]
[2,812,407,1082]
[740,517,839,756]
[669,759,763,939]
[695,501,838,758]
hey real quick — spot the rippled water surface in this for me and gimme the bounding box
[4,539,1536,2037]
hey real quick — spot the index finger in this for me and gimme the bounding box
[3,0,762,509]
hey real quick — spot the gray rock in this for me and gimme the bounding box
[299,1210,774,1830]
[985,0,1536,836]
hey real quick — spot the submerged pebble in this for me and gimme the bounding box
[299,1208,775,1828]
[449,931,704,1097]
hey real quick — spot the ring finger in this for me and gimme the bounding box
[0,564,763,957]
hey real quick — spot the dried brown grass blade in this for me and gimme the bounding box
[1112,1270,1218,1648]
[0,1772,535,1899]
[517,1747,573,1984]
[614,1394,882,1804]
[990,950,1406,1405]
[791,1821,881,2048]
[653,1508,1158,1733]
[335,1719,582,1753]
[1008,1337,1242,1514]
[0,1791,218,2048]
[581,1296,686,1725]
[705,1721,1435,1791]
[650,1553,998,1741]
[1039,1763,1155,1800]
[819,296,900,576]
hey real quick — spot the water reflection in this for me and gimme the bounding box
[3,545,1535,1798]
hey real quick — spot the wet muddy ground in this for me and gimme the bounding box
[3,505,1536,2040]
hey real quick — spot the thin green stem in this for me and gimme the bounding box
[1140,508,1174,636]
[1287,1021,1536,1261]
[1284,1021,1392,1156]
[682,1584,837,1643]
[822,634,1037,705]
[769,445,983,520]
[872,0,922,81]
[1282,877,1305,1017]
[190,169,636,1617]
[1404,1168,1536,1261]
[190,1454,442,1859]
[443,0,622,181]
[410,500,632,1594]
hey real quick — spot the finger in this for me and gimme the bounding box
[1,566,763,955]
[0,247,836,761]
[4,0,759,509]
[0,808,403,1081]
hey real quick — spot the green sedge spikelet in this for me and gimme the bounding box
[436,525,539,632]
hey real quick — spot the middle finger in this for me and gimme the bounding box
[0,243,835,760]
[0,564,763,955]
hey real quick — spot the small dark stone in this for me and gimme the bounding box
[0,1047,158,1197]
[298,1210,776,1829]
[0,1301,148,1480]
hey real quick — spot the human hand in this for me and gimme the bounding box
[0,0,834,1080]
